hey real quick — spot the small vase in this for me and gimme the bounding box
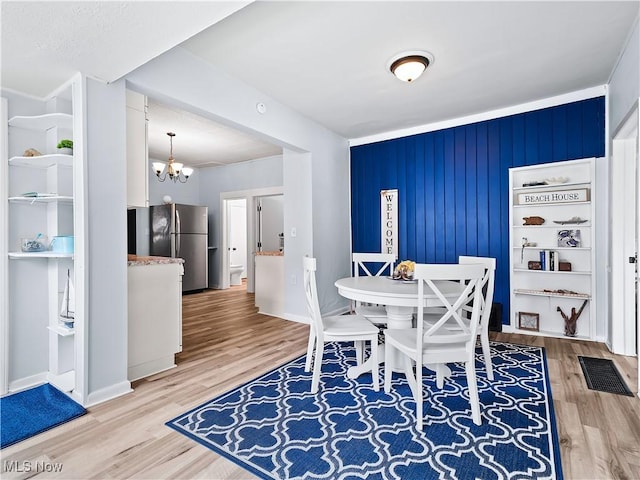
[58,148,73,155]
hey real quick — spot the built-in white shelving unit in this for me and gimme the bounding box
[9,153,73,168]
[8,252,74,259]
[8,113,73,131]
[47,324,75,337]
[9,195,74,204]
[509,158,596,340]
[6,93,78,393]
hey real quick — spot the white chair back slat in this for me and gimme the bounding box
[352,252,395,278]
[423,277,476,335]
[415,263,485,348]
[351,252,396,320]
[458,256,496,330]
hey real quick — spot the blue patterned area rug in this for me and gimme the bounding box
[167,342,563,479]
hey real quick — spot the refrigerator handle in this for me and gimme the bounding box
[175,209,181,257]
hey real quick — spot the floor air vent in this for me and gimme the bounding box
[578,356,634,396]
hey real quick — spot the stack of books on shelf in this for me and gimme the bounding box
[539,250,560,271]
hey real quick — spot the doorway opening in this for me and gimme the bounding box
[610,104,639,397]
[227,199,247,290]
[220,186,284,292]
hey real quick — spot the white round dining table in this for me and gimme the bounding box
[334,276,465,379]
[334,276,464,329]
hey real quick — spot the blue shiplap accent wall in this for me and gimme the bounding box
[350,97,605,324]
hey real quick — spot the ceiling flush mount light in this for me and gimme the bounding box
[388,51,434,83]
[152,132,194,183]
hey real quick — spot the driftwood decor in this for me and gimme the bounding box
[557,300,588,337]
[523,216,545,225]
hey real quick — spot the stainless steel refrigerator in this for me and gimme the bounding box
[150,203,208,292]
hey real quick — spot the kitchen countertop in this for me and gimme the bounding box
[255,251,283,256]
[127,254,185,266]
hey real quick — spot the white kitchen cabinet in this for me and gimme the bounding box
[126,90,149,208]
[127,257,183,381]
[509,158,596,340]
[5,88,83,394]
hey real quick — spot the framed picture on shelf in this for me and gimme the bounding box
[518,312,540,331]
[557,229,581,247]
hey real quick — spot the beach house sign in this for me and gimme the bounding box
[518,188,589,205]
[381,189,398,258]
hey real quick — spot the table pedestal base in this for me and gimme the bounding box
[346,304,451,382]
[347,305,414,380]
[384,305,414,372]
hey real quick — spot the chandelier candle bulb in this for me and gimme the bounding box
[152,162,166,175]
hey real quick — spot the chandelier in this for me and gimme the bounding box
[152,132,194,183]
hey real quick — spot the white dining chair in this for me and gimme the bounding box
[351,252,395,321]
[350,253,395,365]
[384,263,485,430]
[422,256,496,381]
[303,256,380,393]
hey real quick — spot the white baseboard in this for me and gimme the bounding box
[257,310,286,320]
[85,380,133,407]
[128,357,176,382]
[282,313,310,324]
[501,325,515,333]
[8,372,48,393]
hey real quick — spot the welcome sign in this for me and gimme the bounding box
[381,189,398,258]
[518,188,589,205]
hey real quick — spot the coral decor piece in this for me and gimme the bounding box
[544,177,569,185]
[23,148,42,157]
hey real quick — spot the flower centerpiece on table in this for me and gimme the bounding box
[392,260,416,280]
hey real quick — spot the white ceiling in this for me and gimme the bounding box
[2,1,638,167]
[147,99,281,166]
[0,1,249,97]
[183,1,638,140]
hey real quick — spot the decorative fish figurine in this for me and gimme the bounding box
[523,216,545,225]
[553,217,588,225]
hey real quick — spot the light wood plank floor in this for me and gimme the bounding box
[2,285,639,479]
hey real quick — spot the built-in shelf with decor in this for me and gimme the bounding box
[9,153,73,168]
[5,88,80,395]
[509,158,596,341]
